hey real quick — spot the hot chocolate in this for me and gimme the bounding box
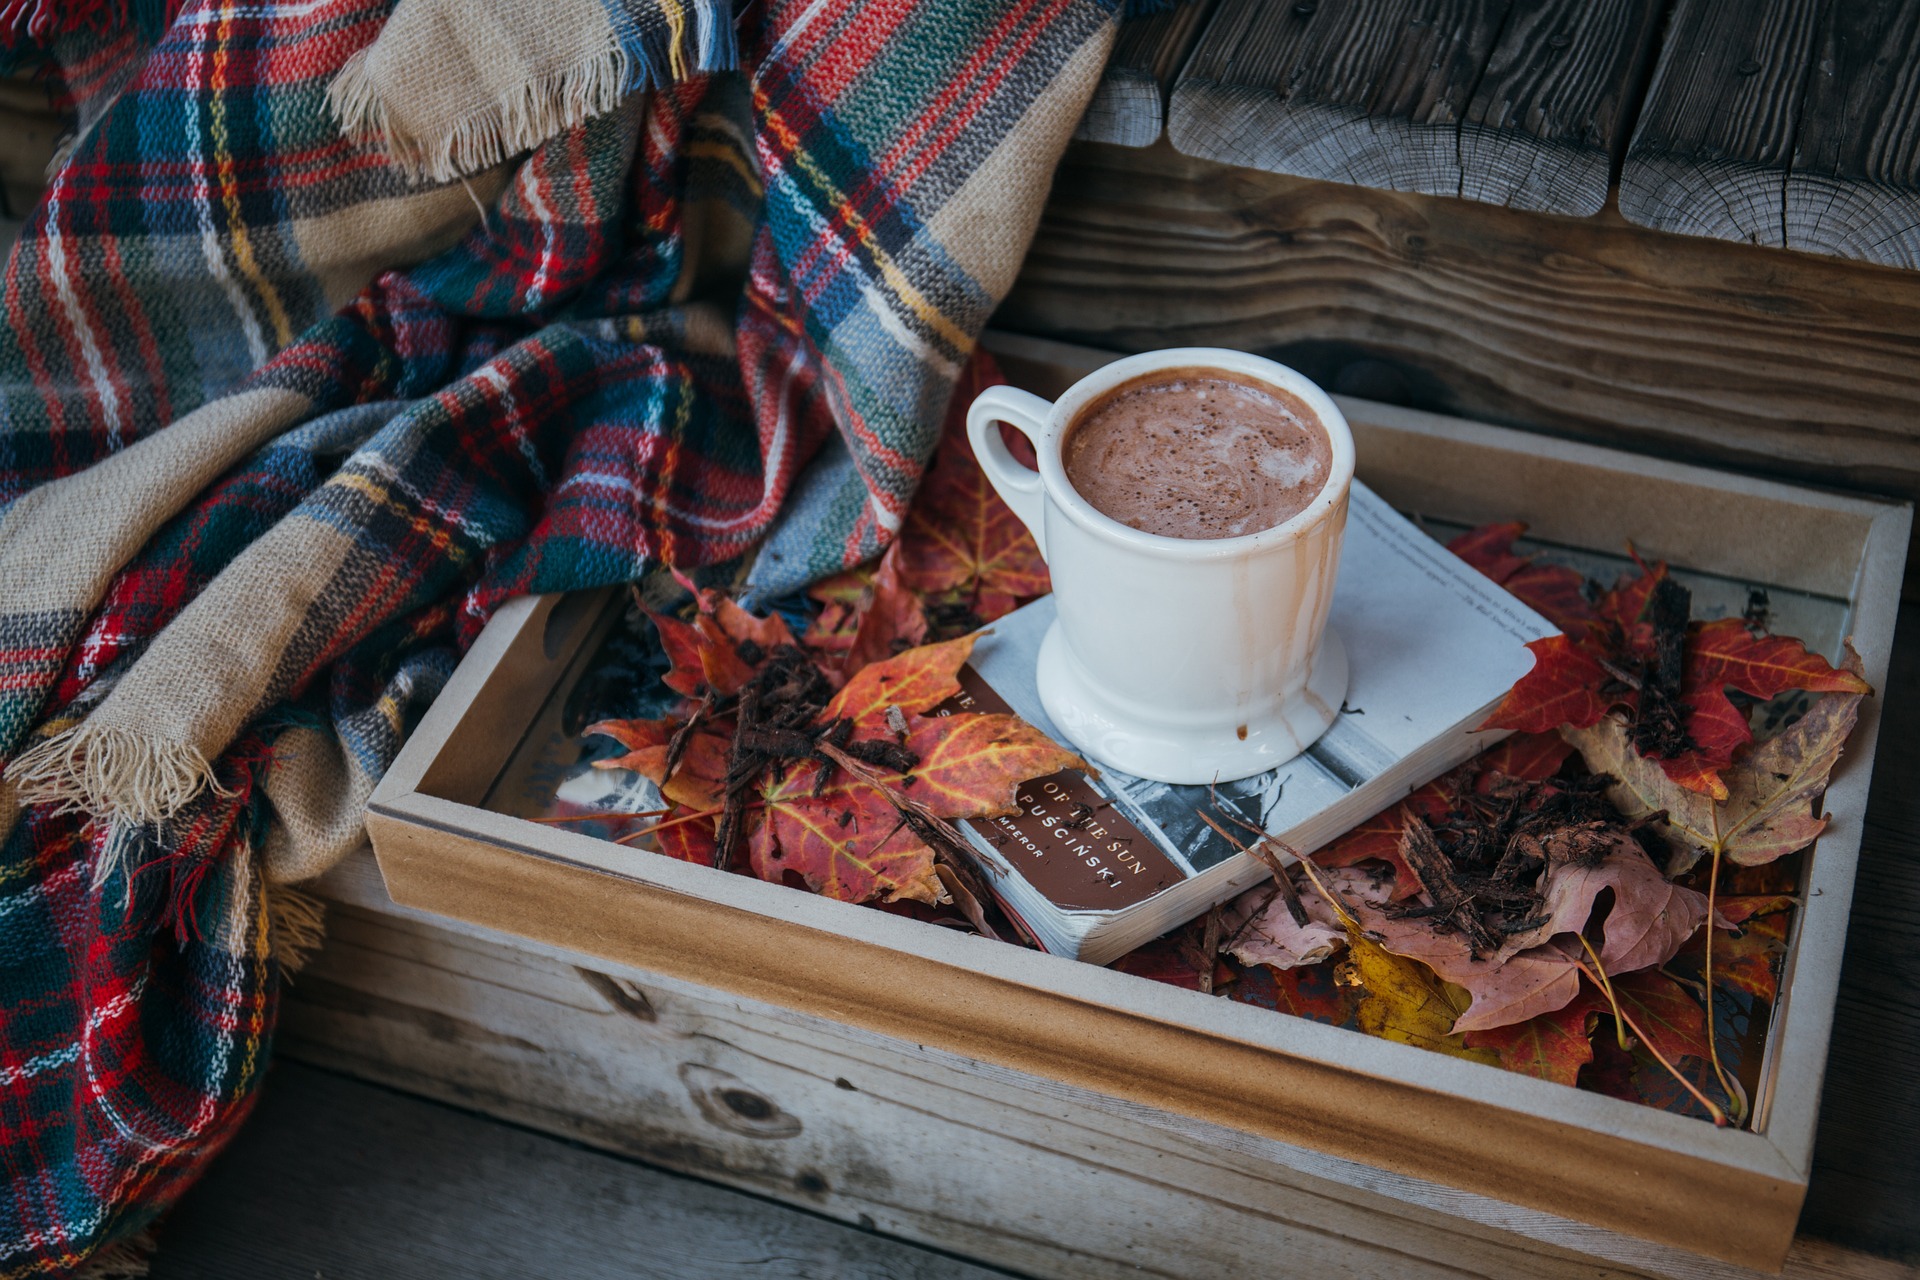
[1062,371,1332,540]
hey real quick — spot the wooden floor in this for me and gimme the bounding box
[147,1061,1013,1280]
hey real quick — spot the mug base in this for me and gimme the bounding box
[1036,625,1350,786]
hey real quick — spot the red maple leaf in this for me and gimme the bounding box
[1226,958,1355,1025]
[1446,524,1600,642]
[1480,634,1619,733]
[1464,982,1611,1086]
[1474,729,1576,784]
[1596,554,1668,641]
[655,810,720,865]
[1609,969,1711,1062]
[1653,619,1870,799]
[1446,522,1531,582]
[894,355,1050,622]
[1313,772,1455,901]
[749,788,943,905]
[1109,930,1233,993]
[1460,521,1866,799]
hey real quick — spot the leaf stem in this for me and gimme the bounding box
[1577,935,1631,1052]
[527,808,671,825]
[1197,808,1312,928]
[1286,839,1362,933]
[612,804,731,845]
[1575,955,1729,1127]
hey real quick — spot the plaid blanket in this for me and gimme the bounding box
[0,0,1119,1272]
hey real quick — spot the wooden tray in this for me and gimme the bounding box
[366,334,1909,1273]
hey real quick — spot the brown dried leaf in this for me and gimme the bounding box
[1564,646,1866,873]
[1495,831,1708,974]
[1335,873,1584,1034]
[1224,878,1347,971]
[1341,929,1500,1064]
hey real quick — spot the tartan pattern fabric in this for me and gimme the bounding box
[0,0,1120,1272]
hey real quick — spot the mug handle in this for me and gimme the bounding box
[966,385,1055,559]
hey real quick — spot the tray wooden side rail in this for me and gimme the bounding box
[366,340,1909,1274]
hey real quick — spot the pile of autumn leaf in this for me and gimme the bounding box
[1212,525,1870,1123]
[582,360,1066,936]
[576,361,1872,1125]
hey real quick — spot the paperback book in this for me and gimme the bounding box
[948,481,1555,962]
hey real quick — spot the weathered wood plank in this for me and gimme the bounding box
[291,846,1920,1280]
[1076,1,1218,148]
[997,141,1920,522]
[1458,0,1665,216]
[1168,0,1663,216]
[1168,0,1509,195]
[1797,603,1920,1257]
[1783,1,1920,269]
[288,867,1653,1280]
[150,1061,1006,1280]
[154,1065,1917,1280]
[1619,0,1823,247]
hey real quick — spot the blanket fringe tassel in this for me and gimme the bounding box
[6,726,229,833]
[327,42,633,184]
[265,882,327,974]
[74,1229,156,1280]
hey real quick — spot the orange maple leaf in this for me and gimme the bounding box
[825,633,980,723]
[890,713,1083,818]
[589,606,1081,911]
[650,582,796,698]
[801,564,873,658]
[838,544,931,675]
[586,716,731,809]
[1712,913,1789,1006]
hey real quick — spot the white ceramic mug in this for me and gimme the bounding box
[967,348,1354,784]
